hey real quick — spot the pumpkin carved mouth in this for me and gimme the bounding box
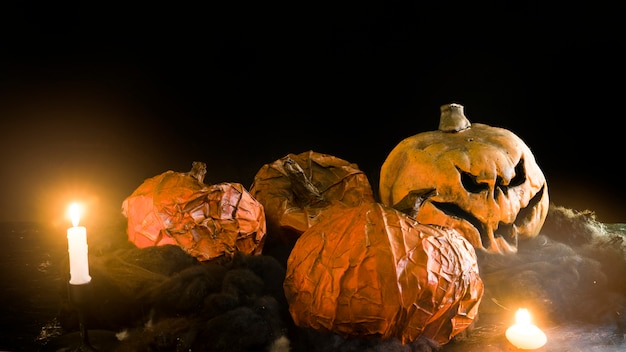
[430,184,547,250]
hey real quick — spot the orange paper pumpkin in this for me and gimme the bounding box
[250,150,375,245]
[283,202,484,345]
[379,103,549,254]
[122,162,267,262]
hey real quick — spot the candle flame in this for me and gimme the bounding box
[515,308,532,325]
[69,202,82,227]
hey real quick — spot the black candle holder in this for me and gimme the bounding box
[67,282,97,352]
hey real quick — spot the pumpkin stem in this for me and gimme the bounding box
[187,161,207,184]
[439,103,471,132]
[282,157,326,206]
[392,188,437,219]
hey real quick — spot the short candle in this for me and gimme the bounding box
[505,308,547,350]
[67,203,91,285]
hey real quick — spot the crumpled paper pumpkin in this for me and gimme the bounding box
[122,162,267,262]
[250,150,375,244]
[283,202,484,345]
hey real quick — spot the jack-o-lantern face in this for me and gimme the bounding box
[379,103,549,254]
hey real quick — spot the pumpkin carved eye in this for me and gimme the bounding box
[459,158,527,197]
[379,103,549,254]
[509,158,527,188]
[459,168,489,193]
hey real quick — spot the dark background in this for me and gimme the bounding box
[1,3,625,228]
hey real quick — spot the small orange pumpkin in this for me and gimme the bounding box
[283,202,484,345]
[122,162,267,262]
[379,103,549,254]
[250,150,375,245]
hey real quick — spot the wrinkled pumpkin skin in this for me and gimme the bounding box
[123,168,205,248]
[284,202,484,345]
[122,162,267,262]
[250,150,375,245]
[379,104,549,254]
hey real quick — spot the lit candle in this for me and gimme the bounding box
[505,308,547,350]
[67,203,91,285]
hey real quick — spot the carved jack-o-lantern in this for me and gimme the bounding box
[284,202,483,345]
[379,103,549,254]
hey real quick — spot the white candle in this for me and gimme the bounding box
[505,308,547,350]
[67,203,91,285]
